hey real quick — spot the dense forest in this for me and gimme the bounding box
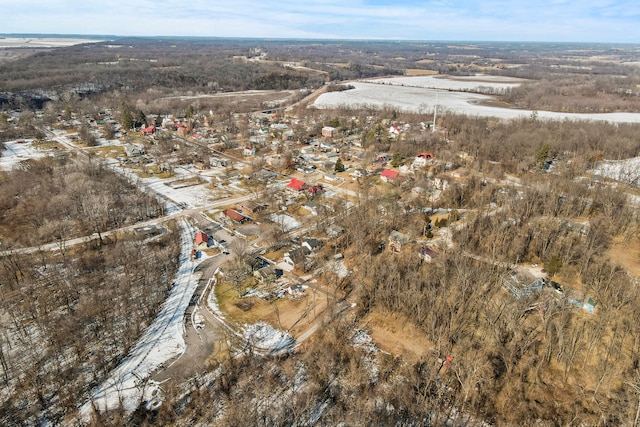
[1,38,639,113]
[0,157,163,248]
[0,159,180,426]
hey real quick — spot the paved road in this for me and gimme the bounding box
[153,255,229,383]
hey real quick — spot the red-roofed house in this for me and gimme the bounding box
[413,152,434,168]
[307,184,324,196]
[287,178,307,192]
[223,209,250,223]
[141,125,156,136]
[194,231,209,249]
[381,169,400,183]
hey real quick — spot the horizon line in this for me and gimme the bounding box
[1,33,639,46]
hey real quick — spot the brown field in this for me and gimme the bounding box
[607,234,640,277]
[405,69,438,76]
[363,308,434,363]
[215,280,329,337]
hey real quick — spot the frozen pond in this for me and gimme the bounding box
[313,77,640,124]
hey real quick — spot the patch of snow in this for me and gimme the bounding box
[242,322,294,353]
[268,213,302,232]
[206,277,223,317]
[325,259,351,279]
[592,157,640,186]
[80,219,202,419]
[0,139,47,170]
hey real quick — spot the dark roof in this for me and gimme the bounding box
[303,238,323,250]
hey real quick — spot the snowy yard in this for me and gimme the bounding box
[146,179,218,209]
[268,213,302,232]
[0,140,47,170]
[81,219,202,417]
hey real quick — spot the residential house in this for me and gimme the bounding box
[324,173,341,182]
[326,224,346,238]
[141,125,156,136]
[419,246,438,262]
[307,184,324,197]
[304,200,319,215]
[303,238,323,252]
[223,209,251,224]
[254,265,284,283]
[388,125,402,138]
[251,168,277,182]
[284,246,311,269]
[194,231,209,249]
[242,200,267,214]
[381,169,400,183]
[244,146,256,157]
[412,152,435,168]
[286,178,307,193]
[388,230,411,253]
[319,142,335,152]
[321,126,337,138]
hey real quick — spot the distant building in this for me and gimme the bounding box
[388,231,411,253]
[419,246,438,262]
[242,200,267,214]
[321,126,337,138]
[286,178,307,192]
[413,152,435,168]
[141,125,156,136]
[381,169,400,183]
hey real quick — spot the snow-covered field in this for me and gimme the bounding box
[592,157,640,186]
[0,140,47,170]
[268,213,302,232]
[0,37,104,48]
[81,219,201,418]
[313,80,640,124]
[364,74,524,92]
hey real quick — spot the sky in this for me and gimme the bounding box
[1,0,639,43]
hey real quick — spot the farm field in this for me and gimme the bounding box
[312,77,640,123]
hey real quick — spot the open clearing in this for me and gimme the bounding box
[607,235,640,278]
[215,280,329,338]
[363,309,434,363]
[312,77,640,124]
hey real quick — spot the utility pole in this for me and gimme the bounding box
[432,91,438,133]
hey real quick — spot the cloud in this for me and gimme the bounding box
[1,0,638,42]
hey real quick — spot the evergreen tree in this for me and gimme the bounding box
[121,105,133,130]
[391,152,403,168]
[334,157,345,172]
